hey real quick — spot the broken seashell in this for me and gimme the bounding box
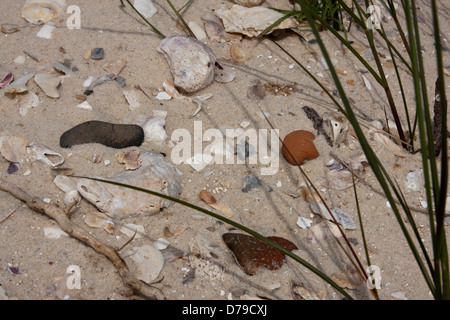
[323,112,349,147]
[199,190,217,205]
[34,73,61,98]
[115,148,142,170]
[331,265,363,289]
[214,67,235,83]
[405,170,423,191]
[52,60,70,74]
[230,42,252,63]
[0,72,13,88]
[36,22,56,39]
[22,0,65,24]
[19,92,40,116]
[27,142,64,167]
[0,135,28,163]
[84,212,115,233]
[297,216,313,229]
[64,189,81,210]
[306,221,341,244]
[223,233,297,275]
[120,223,145,239]
[154,238,170,250]
[216,5,299,37]
[142,113,168,144]
[53,175,77,192]
[122,244,164,284]
[157,35,216,93]
[3,73,34,94]
[162,79,182,99]
[189,232,226,281]
[133,0,157,19]
[43,226,68,239]
[369,120,408,157]
[123,90,140,110]
[202,18,242,43]
[77,152,181,219]
[188,21,207,41]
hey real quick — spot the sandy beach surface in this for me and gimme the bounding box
[0,0,449,300]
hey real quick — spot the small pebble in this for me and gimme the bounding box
[114,76,126,87]
[241,175,262,193]
[90,48,104,60]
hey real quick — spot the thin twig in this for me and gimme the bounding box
[0,178,165,300]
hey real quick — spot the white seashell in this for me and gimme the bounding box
[154,238,170,250]
[64,189,81,208]
[405,170,423,191]
[53,175,77,192]
[157,35,216,93]
[22,0,66,24]
[189,233,226,281]
[19,92,40,116]
[123,90,140,110]
[43,226,68,239]
[77,152,181,219]
[36,22,56,39]
[84,213,115,233]
[215,5,299,37]
[34,73,61,98]
[76,100,92,110]
[120,223,145,239]
[297,216,313,229]
[188,21,207,41]
[0,135,28,163]
[28,142,64,167]
[133,0,157,19]
[306,221,341,244]
[214,67,236,83]
[142,115,168,144]
[122,244,164,284]
[3,73,34,94]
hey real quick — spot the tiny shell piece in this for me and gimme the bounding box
[34,73,61,98]
[199,190,217,205]
[28,141,64,167]
[0,72,13,88]
[3,73,34,94]
[216,5,299,37]
[122,244,164,284]
[77,152,181,219]
[22,0,65,24]
[0,135,28,163]
[157,35,216,93]
[115,148,142,170]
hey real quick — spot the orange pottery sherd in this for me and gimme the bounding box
[282,130,319,165]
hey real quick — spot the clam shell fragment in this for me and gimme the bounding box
[22,0,66,24]
[76,152,181,219]
[157,35,216,93]
[216,5,299,37]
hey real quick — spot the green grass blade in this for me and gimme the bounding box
[120,0,166,38]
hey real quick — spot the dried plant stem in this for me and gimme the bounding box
[0,178,165,300]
